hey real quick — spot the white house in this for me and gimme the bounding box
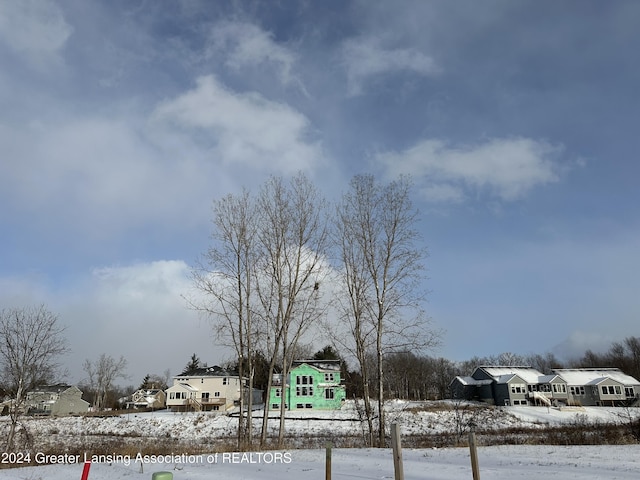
[166,365,253,413]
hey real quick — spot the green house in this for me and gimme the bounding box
[269,360,346,410]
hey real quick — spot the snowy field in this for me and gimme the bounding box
[2,401,639,479]
[2,445,640,480]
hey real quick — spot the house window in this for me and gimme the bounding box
[602,386,608,395]
[608,386,615,395]
[272,403,279,409]
[212,406,219,411]
[615,386,622,395]
[297,403,304,409]
[510,384,525,394]
[306,404,313,409]
[324,373,335,382]
[625,387,635,397]
[296,375,314,385]
[214,391,221,397]
[296,386,313,397]
[325,388,335,400]
[202,392,210,400]
[223,378,228,385]
[275,388,281,398]
[169,392,175,400]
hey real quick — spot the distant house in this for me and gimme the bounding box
[25,384,90,416]
[165,365,260,413]
[130,389,166,409]
[269,360,346,411]
[451,366,640,407]
[553,368,640,407]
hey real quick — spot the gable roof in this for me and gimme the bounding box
[553,368,640,386]
[474,366,546,384]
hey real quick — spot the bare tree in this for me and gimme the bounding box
[191,188,260,449]
[254,174,330,448]
[334,174,440,446]
[83,354,128,411]
[0,305,68,450]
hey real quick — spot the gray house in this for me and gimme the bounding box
[26,384,90,416]
[552,368,640,407]
[451,366,639,407]
[451,366,553,406]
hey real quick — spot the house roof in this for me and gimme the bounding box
[452,376,492,386]
[167,383,199,392]
[176,365,238,378]
[475,366,545,384]
[553,368,640,386]
[292,359,341,372]
[28,384,75,394]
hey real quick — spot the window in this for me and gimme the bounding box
[202,392,210,400]
[297,403,304,409]
[272,403,279,409]
[602,386,608,395]
[625,387,635,397]
[296,375,314,385]
[570,386,585,395]
[275,388,281,398]
[510,384,525,394]
[324,373,335,382]
[615,386,622,395]
[169,392,175,400]
[214,391,220,397]
[223,377,228,385]
[325,388,335,400]
[306,404,313,409]
[608,386,615,395]
[296,386,314,397]
[212,405,219,411]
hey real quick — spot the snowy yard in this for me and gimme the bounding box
[2,445,640,479]
[2,401,639,479]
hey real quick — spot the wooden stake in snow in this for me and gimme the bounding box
[326,442,332,480]
[391,423,404,480]
[468,424,480,480]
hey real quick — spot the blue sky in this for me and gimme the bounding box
[1,1,639,385]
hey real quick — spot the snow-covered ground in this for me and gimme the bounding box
[2,401,639,479]
[3,445,640,480]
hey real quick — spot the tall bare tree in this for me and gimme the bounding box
[0,305,68,450]
[334,174,440,446]
[83,354,128,410]
[191,188,260,449]
[254,174,330,448]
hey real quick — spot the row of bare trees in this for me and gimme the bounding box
[190,173,438,448]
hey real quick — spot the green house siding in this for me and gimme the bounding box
[269,363,346,410]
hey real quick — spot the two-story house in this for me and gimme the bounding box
[25,384,90,416]
[269,359,346,411]
[165,365,259,413]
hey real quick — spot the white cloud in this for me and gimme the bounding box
[0,261,227,384]
[342,36,440,95]
[0,116,212,238]
[0,0,72,68]
[152,75,324,174]
[208,21,299,88]
[377,137,562,202]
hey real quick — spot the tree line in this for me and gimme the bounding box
[1,303,638,452]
